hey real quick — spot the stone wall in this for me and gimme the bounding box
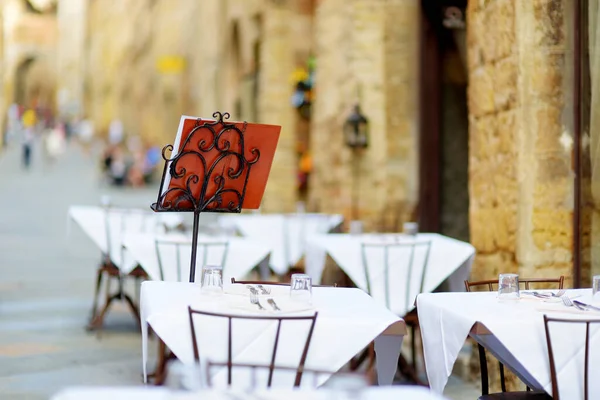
[468,0,575,284]
[467,0,576,390]
[309,0,419,229]
[80,0,300,212]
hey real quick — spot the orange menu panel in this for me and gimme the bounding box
[161,116,281,211]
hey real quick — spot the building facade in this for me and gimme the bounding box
[0,0,593,286]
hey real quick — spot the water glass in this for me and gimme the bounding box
[593,275,600,301]
[403,222,418,236]
[349,220,364,235]
[290,273,312,304]
[498,273,520,300]
[201,265,223,295]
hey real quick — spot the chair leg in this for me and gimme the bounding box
[89,267,104,320]
[367,342,376,371]
[123,293,142,327]
[499,362,507,392]
[411,325,417,373]
[478,344,489,396]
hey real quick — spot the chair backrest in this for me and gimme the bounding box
[464,276,565,292]
[543,315,600,400]
[155,237,228,282]
[360,238,432,312]
[205,361,373,389]
[230,278,337,288]
[188,307,318,387]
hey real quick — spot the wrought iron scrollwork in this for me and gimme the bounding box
[151,111,260,214]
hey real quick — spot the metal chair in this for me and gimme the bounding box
[360,238,431,380]
[88,207,157,331]
[188,307,318,387]
[544,315,600,400]
[155,237,228,282]
[465,277,564,399]
[206,362,373,389]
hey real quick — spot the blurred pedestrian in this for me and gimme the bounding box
[108,119,124,145]
[45,123,66,164]
[21,108,37,169]
[78,117,94,154]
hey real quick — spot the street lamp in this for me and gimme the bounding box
[344,104,369,227]
[343,104,369,149]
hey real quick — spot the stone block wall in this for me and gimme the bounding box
[309,0,419,229]
[79,0,300,212]
[467,0,577,390]
[468,0,575,285]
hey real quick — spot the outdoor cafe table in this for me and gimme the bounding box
[67,205,183,273]
[305,233,475,315]
[122,232,272,282]
[141,282,406,386]
[218,213,344,276]
[51,386,449,400]
[417,289,600,399]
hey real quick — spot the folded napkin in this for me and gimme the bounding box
[224,283,291,298]
[226,295,315,315]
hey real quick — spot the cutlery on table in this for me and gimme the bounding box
[573,300,600,312]
[267,298,281,311]
[246,285,259,295]
[250,293,266,310]
[523,290,566,298]
[257,284,271,295]
[562,296,587,311]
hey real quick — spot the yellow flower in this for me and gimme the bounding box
[290,67,309,83]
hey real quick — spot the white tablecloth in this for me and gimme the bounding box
[218,214,344,275]
[141,282,404,387]
[122,232,272,282]
[67,205,183,274]
[51,386,449,400]
[305,233,475,315]
[418,289,600,399]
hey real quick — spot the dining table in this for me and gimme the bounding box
[122,232,272,282]
[51,386,450,400]
[218,213,344,276]
[417,288,600,399]
[304,233,475,316]
[141,282,406,387]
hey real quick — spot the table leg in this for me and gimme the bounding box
[374,334,403,385]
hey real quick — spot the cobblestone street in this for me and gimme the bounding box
[0,142,479,399]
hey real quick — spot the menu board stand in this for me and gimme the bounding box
[151,111,279,282]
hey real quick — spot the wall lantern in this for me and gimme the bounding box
[344,104,369,149]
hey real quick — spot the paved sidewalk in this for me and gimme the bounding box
[0,140,479,399]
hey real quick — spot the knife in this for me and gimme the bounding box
[573,300,600,312]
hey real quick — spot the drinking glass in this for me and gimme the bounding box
[498,273,520,300]
[290,273,312,304]
[593,275,600,301]
[349,220,364,235]
[201,265,223,295]
[403,222,418,237]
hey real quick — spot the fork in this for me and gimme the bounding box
[267,298,281,311]
[562,296,587,311]
[257,284,271,295]
[250,293,266,310]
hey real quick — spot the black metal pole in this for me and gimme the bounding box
[352,151,360,221]
[189,210,201,282]
[573,0,582,288]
